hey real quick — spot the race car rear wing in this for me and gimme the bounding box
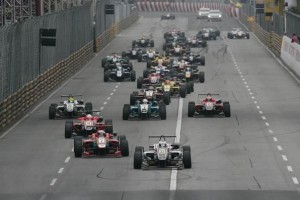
[60,94,83,97]
[198,93,219,96]
[149,135,176,141]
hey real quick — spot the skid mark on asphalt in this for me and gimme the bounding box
[228,47,300,185]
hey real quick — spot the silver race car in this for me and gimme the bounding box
[133,135,191,169]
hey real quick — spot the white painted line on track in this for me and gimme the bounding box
[292,177,299,184]
[254,101,258,104]
[249,92,253,95]
[115,85,119,88]
[277,145,283,151]
[64,156,71,163]
[170,98,183,192]
[282,155,288,161]
[110,93,114,95]
[247,88,251,91]
[273,137,278,142]
[259,110,263,114]
[113,89,116,92]
[58,168,64,174]
[170,169,177,191]
[256,106,260,109]
[265,122,270,126]
[287,166,294,172]
[262,116,266,120]
[104,102,107,105]
[251,96,255,99]
[107,97,111,100]
[245,85,249,88]
[100,107,104,110]
[268,129,274,134]
[50,178,57,186]
[118,82,121,84]
[242,78,245,81]
[244,82,248,84]
[71,147,74,152]
[39,194,47,200]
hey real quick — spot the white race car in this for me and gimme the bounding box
[133,135,192,169]
[227,28,250,39]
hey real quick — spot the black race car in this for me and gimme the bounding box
[132,37,154,48]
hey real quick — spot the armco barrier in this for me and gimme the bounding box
[0,12,139,130]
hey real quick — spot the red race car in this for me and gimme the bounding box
[188,93,231,117]
[74,130,129,157]
[64,113,113,138]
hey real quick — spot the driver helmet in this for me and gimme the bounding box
[116,63,121,67]
[206,93,212,100]
[98,130,106,136]
[148,86,154,90]
[142,99,148,104]
[86,114,93,119]
[165,80,171,84]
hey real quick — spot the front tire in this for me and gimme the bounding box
[134,151,143,169]
[65,120,73,138]
[188,101,195,117]
[74,136,83,158]
[120,139,129,156]
[123,104,131,120]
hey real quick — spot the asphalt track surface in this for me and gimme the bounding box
[1,12,300,200]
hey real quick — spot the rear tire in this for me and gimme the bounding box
[182,145,191,152]
[135,146,144,152]
[137,77,143,89]
[65,120,73,138]
[74,136,83,158]
[134,151,143,169]
[85,102,93,114]
[123,104,131,120]
[199,71,205,83]
[180,85,187,98]
[188,101,195,117]
[49,105,56,119]
[183,150,192,168]
[130,93,136,105]
[130,70,136,81]
[120,139,129,156]
[223,102,231,117]
[163,92,170,105]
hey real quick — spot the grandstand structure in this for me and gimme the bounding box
[0,0,84,26]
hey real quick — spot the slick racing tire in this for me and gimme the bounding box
[200,56,205,66]
[134,151,143,169]
[223,102,231,117]
[163,92,171,105]
[120,139,129,156]
[118,135,126,141]
[180,85,187,98]
[65,120,73,139]
[123,104,131,120]
[199,71,205,83]
[187,82,193,94]
[188,101,195,117]
[104,119,113,133]
[49,105,56,119]
[101,58,107,68]
[150,40,154,47]
[138,54,142,62]
[143,70,149,78]
[104,71,110,82]
[130,93,136,105]
[122,51,126,58]
[183,150,192,168]
[74,136,83,158]
[146,60,152,68]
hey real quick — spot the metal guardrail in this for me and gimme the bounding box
[0,12,139,130]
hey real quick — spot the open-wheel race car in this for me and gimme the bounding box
[102,53,129,68]
[197,27,220,40]
[188,93,231,117]
[171,62,205,83]
[64,113,113,138]
[187,36,207,47]
[73,131,129,158]
[130,86,171,106]
[138,49,159,62]
[123,99,166,120]
[137,72,165,89]
[178,52,205,66]
[227,28,250,39]
[166,44,191,57]
[122,48,144,60]
[133,135,191,169]
[164,29,185,39]
[132,36,154,48]
[104,62,136,82]
[49,94,92,119]
[161,13,175,20]
[156,79,193,98]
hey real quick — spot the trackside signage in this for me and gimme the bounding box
[281,36,300,76]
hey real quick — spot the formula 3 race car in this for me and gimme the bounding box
[133,135,191,169]
[132,36,154,48]
[227,28,250,39]
[49,95,92,119]
[64,113,113,138]
[188,93,231,117]
[123,99,166,120]
[104,62,136,82]
[73,131,129,157]
[130,86,171,105]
